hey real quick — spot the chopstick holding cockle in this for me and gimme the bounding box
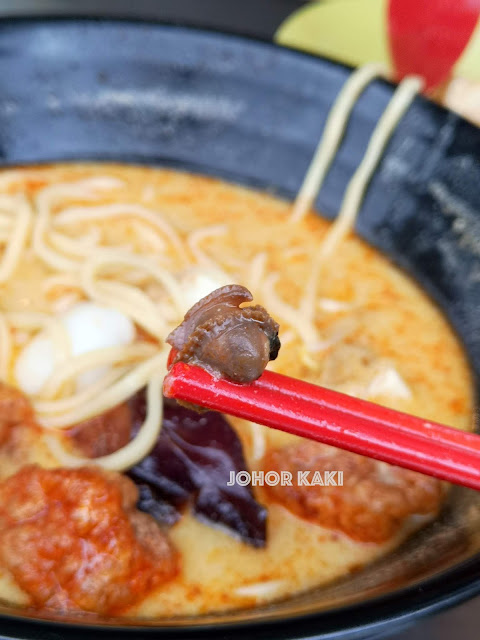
[164,285,480,493]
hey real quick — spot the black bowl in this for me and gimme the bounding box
[0,17,480,640]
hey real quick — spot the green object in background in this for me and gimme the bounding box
[276,0,480,86]
[275,0,392,70]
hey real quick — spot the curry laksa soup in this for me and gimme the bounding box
[0,163,473,617]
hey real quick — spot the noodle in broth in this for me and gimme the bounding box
[0,69,473,616]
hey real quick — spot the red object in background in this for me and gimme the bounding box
[164,357,480,491]
[388,0,480,91]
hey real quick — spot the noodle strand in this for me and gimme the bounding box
[45,370,164,471]
[290,63,386,223]
[299,76,424,324]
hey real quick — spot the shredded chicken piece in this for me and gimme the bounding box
[0,383,35,445]
[262,442,443,543]
[68,402,132,458]
[0,466,178,614]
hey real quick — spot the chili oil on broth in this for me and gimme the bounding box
[0,163,474,616]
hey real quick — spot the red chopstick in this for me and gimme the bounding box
[163,356,480,491]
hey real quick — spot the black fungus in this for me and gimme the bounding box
[128,394,267,548]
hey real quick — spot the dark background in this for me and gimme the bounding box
[0,1,478,638]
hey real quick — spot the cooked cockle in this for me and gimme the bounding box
[167,284,280,383]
